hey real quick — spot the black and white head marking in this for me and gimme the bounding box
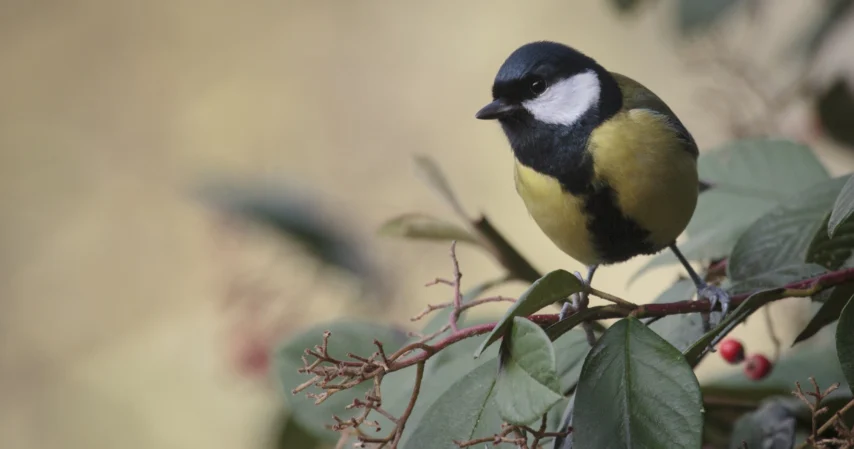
[521,70,602,127]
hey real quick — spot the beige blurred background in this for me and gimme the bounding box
[2,1,854,448]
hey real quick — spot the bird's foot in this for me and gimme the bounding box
[696,284,731,341]
[699,284,731,318]
[557,271,596,346]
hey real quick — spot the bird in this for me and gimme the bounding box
[474,40,729,326]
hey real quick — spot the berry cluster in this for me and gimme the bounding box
[718,338,772,380]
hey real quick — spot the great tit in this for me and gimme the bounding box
[475,41,729,322]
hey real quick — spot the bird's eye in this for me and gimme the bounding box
[530,79,547,95]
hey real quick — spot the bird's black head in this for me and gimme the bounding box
[475,41,621,128]
[475,41,623,193]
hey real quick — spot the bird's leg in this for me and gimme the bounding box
[669,244,731,331]
[559,265,598,346]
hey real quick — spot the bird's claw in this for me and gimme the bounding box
[557,270,589,321]
[699,284,731,318]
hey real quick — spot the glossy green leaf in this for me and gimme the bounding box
[809,210,854,270]
[377,213,480,245]
[553,330,593,392]
[793,285,854,346]
[413,154,468,219]
[631,138,829,282]
[838,293,854,389]
[544,305,608,341]
[648,279,706,352]
[828,175,854,237]
[573,317,703,449]
[727,263,828,295]
[728,176,847,282]
[683,289,781,367]
[274,321,408,442]
[678,0,741,33]
[475,270,584,357]
[400,358,502,449]
[494,318,563,425]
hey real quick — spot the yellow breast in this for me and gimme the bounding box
[514,161,600,266]
[512,108,699,266]
[590,109,698,250]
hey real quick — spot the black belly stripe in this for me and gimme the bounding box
[582,183,657,264]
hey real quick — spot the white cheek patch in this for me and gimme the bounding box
[522,70,601,126]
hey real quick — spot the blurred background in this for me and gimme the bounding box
[2,1,854,448]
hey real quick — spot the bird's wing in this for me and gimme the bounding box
[610,71,699,157]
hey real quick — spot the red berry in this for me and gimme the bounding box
[718,338,745,364]
[744,354,772,380]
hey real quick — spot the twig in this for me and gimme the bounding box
[588,287,637,308]
[817,397,854,436]
[449,241,464,332]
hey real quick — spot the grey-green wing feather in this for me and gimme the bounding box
[611,71,699,157]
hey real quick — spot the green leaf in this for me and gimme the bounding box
[683,289,781,367]
[198,181,379,286]
[792,284,854,346]
[545,306,609,341]
[494,318,563,425]
[553,330,594,392]
[728,176,847,282]
[678,0,741,33]
[273,413,324,449]
[727,399,798,449]
[810,211,854,272]
[838,293,854,389]
[610,0,644,13]
[475,270,584,357]
[413,154,468,219]
[273,321,408,442]
[573,317,703,449]
[727,263,828,295]
[400,358,503,449]
[377,213,480,245]
[648,279,706,352]
[829,175,854,237]
[631,138,829,282]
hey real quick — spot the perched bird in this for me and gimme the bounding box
[475,41,729,322]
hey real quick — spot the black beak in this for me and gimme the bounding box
[475,99,519,120]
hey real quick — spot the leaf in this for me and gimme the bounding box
[792,284,854,345]
[273,413,324,449]
[728,176,847,282]
[494,318,563,425]
[475,270,584,357]
[678,0,741,33]
[648,279,707,352]
[631,138,829,283]
[413,154,468,219]
[400,358,503,449]
[545,306,609,341]
[610,0,644,13]
[829,175,854,237]
[838,292,854,389]
[683,288,782,367]
[728,399,798,449]
[727,263,828,295]
[273,321,408,442]
[377,213,480,245]
[198,181,379,286]
[573,317,703,449]
[807,212,854,273]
